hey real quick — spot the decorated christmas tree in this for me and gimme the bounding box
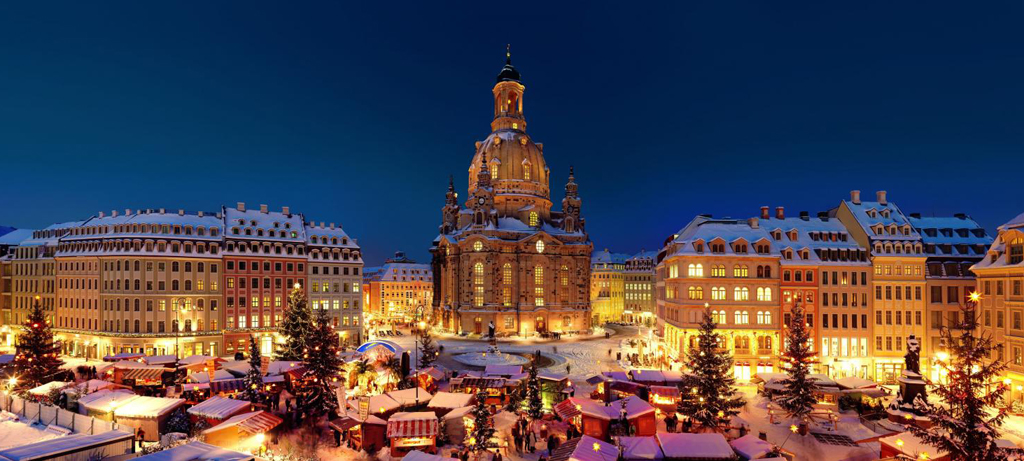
[525,356,543,420]
[297,305,342,422]
[469,390,495,452]
[677,306,745,430]
[779,300,817,420]
[418,327,438,369]
[241,335,265,404]
[12,298,63,389]
[278,284,312,361]
[909,294,1013,460]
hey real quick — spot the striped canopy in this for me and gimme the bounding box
[387,412,439,438]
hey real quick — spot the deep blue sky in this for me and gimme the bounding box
[1,1,1022,265]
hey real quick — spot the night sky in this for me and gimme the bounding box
[1,1,1022,265]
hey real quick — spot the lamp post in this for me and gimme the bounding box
[173,298,191,363]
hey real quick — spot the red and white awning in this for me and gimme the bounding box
[386,412,439,438]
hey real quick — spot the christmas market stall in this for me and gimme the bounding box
[329,411,387,453]
[348,393,401,419]
[449,377,510,407]
[133,441,254,461]
[656,433,735,461]
[0,430,135,461]
[879,432,948,461]
[27,381,70,399]
[648,385,680,411]
[538,373,571,410]
[730,434,783,460]
[201,411,283,452]
[412,367,445,393]
[386,411,439,458]
[387,387,434,410]
[440,406,473,444]
[112,363,172,389]
[555,396,654,440]
[427,392,474,417]
[186,396,252,427]
[77,389,138,418]
[616,436,665,461]
[548,435,618,461]
[403,451,457,461]
[103,352,145,362]
[108,396,185,441]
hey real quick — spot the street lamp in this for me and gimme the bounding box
[109,399,121,425]
[173,298,192,363]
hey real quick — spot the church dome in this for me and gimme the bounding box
[468,130,549,202]
[496,62,521,83]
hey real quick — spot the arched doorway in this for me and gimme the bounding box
[535,316,546,334]
[474,317,483,335]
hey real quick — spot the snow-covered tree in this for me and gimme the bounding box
[12,298,63,389]
[469,390,495,452]
[909,298,1017,460]
[297,306,342,422]
[418,327,438,369]
[677,306,745,430]
[525,357,543,420]
[241,335,265,404]
[779,300,817,420]
[166,408,191,434]
[278,284,312,361]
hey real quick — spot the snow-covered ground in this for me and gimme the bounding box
[0,419,61,450]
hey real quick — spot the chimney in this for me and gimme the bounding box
[159,208,165,214]
[98,211,105,218]
[876,191,887,205]
[178,209,185,216]
[330,223,335,229]
[954,213,967,219]
[236,202,245,212]
[817,211,829,220]
[760,206,769,219]
[198,211,204,217]
[800,211,809,220]
[910,213,921,219]
[748,217,759,229]
[125,208,132,215]
[320,221,325,228]
[775,207,785,220]
[111,210,118,217]
[259,204,268,213]
[282,206,290,215]
[850,190,861,205]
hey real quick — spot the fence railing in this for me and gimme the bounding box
[0,391,120,435]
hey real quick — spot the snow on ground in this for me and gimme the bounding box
[0,419,61,450]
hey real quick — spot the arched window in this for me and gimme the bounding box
[757,287,772,302]
[184,319,192,332]
[734,311,748,324]
[491,163,498,179]
[734,287,749,301]
[474,241,483,252]
[688,286,703,300]
[1010,237,1024,264]
[712,286,726,300]
[529,212,539,227]
[688,264,704,277]
[764,266,772,278]
[756,266,764,278]
[523,163,531,180]
[502,263,513,306]
[560,265,569,287]
[474,263,484,307]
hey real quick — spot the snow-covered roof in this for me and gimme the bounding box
[835,376,877,390]
[618,436,664,460]
[550,435,618,461]
[387,387,434,407]
[879,432,946,459]
[404,451,457,461]
[0,430,133,461]
[133,441,254,461]
[664,216,779,259]
[730,434,774,460]
[66,379,117,395]
[113,396,184,418]
[840,198,922,244]
[428,392,474,410]
[0,229,34,246]
[484,365,523,376]
[348,394,401,414]
[27,381,70,396]
[77,389,138,413]
[203,411,282,435]
[187,396,251,419]
[909,215,992,260]
[655,433,734,459]
[304,222,358,249]
[19,221,84,247]
[66,210,224,243]
[363,261,431,283]
[223,205,305,243]
[757,214,868,266]
[187,369,235,384]
[591,249,630,265]
[442,406,473,421]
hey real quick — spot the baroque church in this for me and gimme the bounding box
[430,50,593,336]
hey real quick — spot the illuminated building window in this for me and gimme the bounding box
[688,286,703,300]
[733,265,748,278]
[734,287,750,301]
[669,265,679,278]
[491,163,498,179]
[712,286,726,300]
[474,241,483,252]
[757,311,772,325]
[688,264,704,277]
[474,263,484,307]
[530,212,539,227]
[524,163,531,180]
[534,265,544,306]
[734,311,749,324]
[757,287,772,302]
[535,240,545,253]
[560,265,568,286]
[1011,237,1024,264]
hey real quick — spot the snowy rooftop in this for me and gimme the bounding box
[729,434,774,460]
[133,441,254,461]
[386,387,434,407]
[757,213,869,266]
[549,435,618,461]
[617,436,664,460]
[0,229,34,246]
[879,431,946,459]
[665,216,778,259]
[187,396,251,419]
[655,433,734,459]
[223,204,305,243]
[427,392,474,410]
[909,215,992,257]
[840,195,922,242]
[113,396,184,418]
[591,249,630,265]
[77,389,138,413]
[0,430,133,461]
[304,222,358,249]
[364,261,432,283]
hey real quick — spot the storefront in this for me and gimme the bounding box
[874,360,904,385]
[386,412,438,458]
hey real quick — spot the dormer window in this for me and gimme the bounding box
[867,209,876,218]
[1009,237,1024,264]
[788,230,798,241]
[529,212,538,227]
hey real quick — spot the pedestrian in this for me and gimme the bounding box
[566,364,571,375]
[495,450,503,461]
[547,435,557,456]
[135,428,145,450]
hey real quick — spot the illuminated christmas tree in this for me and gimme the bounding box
[12,298,63,389]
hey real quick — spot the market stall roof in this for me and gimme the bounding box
[649,386,680,399]
[78,389,139,413]
[356,340,404,355]
[493,410,517,432]
[387,387,434,407]
[120,366,171,381]
[115,396,185,418]
[549,435,618,461]
[835,376,878,390]
[553,397,588,420]
[617,436,664,460]
[413,367,445,381]
[0,355,13,365]
[386,412,439,438]
[403,451,457,461]
[628,370,667,384]
[182,383,210,392]
[428,392,474,410]
[209,378,246,394]
[442,406,473,421]
[457,377,508,389]
[28,381,70,396]
[103,352,145,362]
[573,398,621,421]
[143,355,178,366]
[348,393,401,415]
[187,396,251,419]
[133,441,254,461]
[204,411,282,436]
[612,396,656,419]
[656,433,734,460]
[66,379,118,395]
[538,372,568,382]
[187,369,235,384]
[880,432,947,459]
[0,430,134,461]
[585,375,607,385]
[730,434,774,460]
[177,355,216,367]
[607,380,645,395]
[602,371,629,381]
[484,365,523,376]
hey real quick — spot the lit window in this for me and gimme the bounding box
[688,286,703,300]
[534,265,544,306]
[536,240,545,253]
[688,264,704,277]
[712,286,726,300]
[757,287,772,302]
[474,263,484,307]
[474,241,483,252]
[734,287,750,301]
[529,212,539,227]
[491,163,498,179]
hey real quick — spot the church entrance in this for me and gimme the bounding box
[474,317,483,335]
[535,316,546,333]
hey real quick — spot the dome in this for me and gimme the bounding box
[496,62,521,83]
[469,130,549,202]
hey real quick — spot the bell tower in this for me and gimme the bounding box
[491,45,526,133]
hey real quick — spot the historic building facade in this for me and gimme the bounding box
[657,216,782,380]
[590,250,628,325]
[430,53,593,337]
[972,213,1024,398]
[363,252,432,326]
[625,251,657,326]
[0,204,360,360]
